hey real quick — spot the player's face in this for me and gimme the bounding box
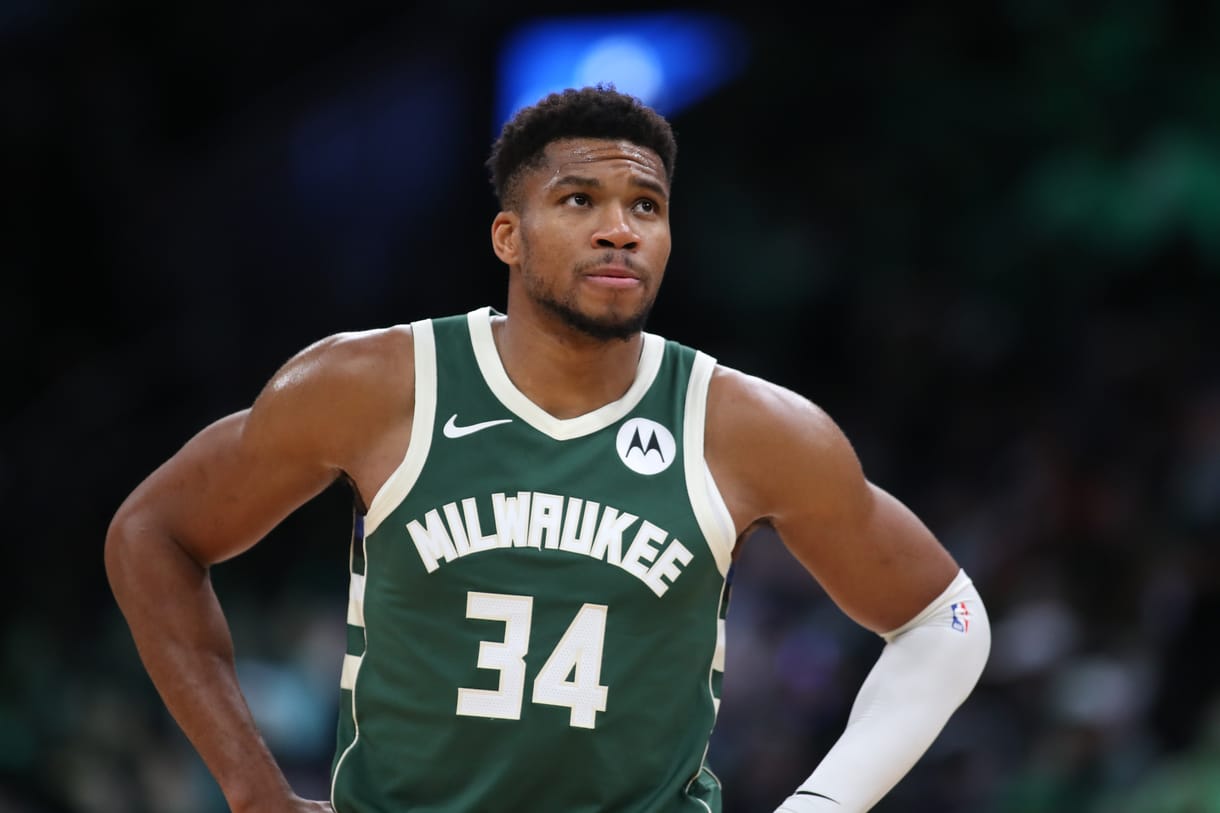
[495,138,671,341]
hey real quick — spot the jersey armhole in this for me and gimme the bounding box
[683,351,735,576]
[364,319,437,535]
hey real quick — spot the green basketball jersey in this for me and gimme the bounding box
[330,307,737,813]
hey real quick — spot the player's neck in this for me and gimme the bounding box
[491,309,645,420]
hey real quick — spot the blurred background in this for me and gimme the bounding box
[4,1,1220,811]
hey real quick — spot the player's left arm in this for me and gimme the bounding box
[706,365,991,813]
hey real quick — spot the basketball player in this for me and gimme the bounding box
[105,85,990,813]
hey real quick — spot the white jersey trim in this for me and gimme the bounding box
[345,572,366,627]
[365,318,437,537]
[683,351,735,577]
[332,520,373,808]
[684,574,729,812]
[467,306,666,441]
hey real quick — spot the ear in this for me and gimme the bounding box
[491,211,520,266]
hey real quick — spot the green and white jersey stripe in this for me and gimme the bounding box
[331,307,736,813]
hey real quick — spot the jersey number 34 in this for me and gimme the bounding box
[456,591,610,729]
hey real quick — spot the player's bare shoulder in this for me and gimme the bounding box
[254,323,418,505]
[705,364,845,469]
[704,363,865,532]
[263,324,415,404]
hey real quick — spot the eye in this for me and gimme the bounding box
[634,198,658,214]
[563,193,592,207]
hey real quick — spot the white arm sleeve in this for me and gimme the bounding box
[774,568,990,812]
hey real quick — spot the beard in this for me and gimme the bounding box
[521,249,658,341]
[534,287,656,341]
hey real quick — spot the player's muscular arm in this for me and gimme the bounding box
[706,366,958,629]
[707,366,989,812]
[104,326,414,813]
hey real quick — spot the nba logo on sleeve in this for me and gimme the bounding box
[949,601,970,633]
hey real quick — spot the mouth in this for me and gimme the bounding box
[579,253,645,289]
[582,267,643,289]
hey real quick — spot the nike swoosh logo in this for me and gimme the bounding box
[442,414,513,439]
[795,791,840,804]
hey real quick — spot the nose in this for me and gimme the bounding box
[591,206,639,251]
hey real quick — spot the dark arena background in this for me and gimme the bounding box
[5,2,1220,811]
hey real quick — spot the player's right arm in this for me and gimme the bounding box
[104,326,415,813]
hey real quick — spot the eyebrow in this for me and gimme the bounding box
[549,173,668,199]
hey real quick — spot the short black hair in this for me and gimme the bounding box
[486,83,678,210]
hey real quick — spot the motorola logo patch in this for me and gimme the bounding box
[615,418,676,475]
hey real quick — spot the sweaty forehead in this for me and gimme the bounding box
[541,138,668,186]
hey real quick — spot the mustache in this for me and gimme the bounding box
[574,251,643,274]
